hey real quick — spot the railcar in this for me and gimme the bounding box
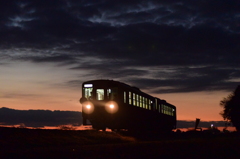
[79,79,176,132]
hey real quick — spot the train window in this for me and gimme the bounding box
[136,94,139,107]
[84,87,93,99]
[145,98,148,109]
[161,105,174,116]
[155,99,158,111]
[139,96,142,108]
[96,89,104,100]
[124,91,126,103]
[107,88,118,100]
[112,88,118,100]
[133,93,136,106]
[149,100,151,110]
[129,92,132,105]
[142,97,144,108]
[107,89,111,99]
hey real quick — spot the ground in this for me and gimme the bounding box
[0,127,240,159]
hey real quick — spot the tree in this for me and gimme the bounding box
[220,85,240,132]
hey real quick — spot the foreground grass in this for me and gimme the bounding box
[0,127,135,147]
[0,127,240,159]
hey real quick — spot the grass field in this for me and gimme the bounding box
[0,127,240,159]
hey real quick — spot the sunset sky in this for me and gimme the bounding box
[0,0,239,121]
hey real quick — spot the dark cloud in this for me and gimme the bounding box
[28,54,77,63]
[127,66,240,93]
[1,0,240,93]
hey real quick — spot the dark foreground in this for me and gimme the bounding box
[0,127,240,159]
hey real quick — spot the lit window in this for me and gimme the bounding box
[136,94,139,107]
[133,93,136,106]
[139,96,142,108]
[124,92,126,103]
[107,89,111,99]
[129,92,132,105]
[161,105,173,116]
[96,89,104,100]
[145,98,148,109]
[142,97,145,108]
[84,88,93,99]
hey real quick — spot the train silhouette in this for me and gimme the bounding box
[80,79,176,132]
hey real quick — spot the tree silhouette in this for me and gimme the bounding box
[220,85,240,131]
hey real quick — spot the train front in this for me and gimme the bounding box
[79,81,119,131]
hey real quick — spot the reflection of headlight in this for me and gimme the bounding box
[105,101,118,114]
[82,101,94,114]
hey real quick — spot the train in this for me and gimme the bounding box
[79,79,176,132]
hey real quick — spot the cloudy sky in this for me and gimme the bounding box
[0,0,239,121]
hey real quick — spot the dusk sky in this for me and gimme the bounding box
[0,0,240,121]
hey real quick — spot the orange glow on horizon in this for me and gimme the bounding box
[0,61,233,121]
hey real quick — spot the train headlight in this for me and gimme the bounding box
[82,101,94,114]
[109,104,114,109]
[105,101,118,114]
[86,105,91,109]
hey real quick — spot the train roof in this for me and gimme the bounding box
[83,79,140,90]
